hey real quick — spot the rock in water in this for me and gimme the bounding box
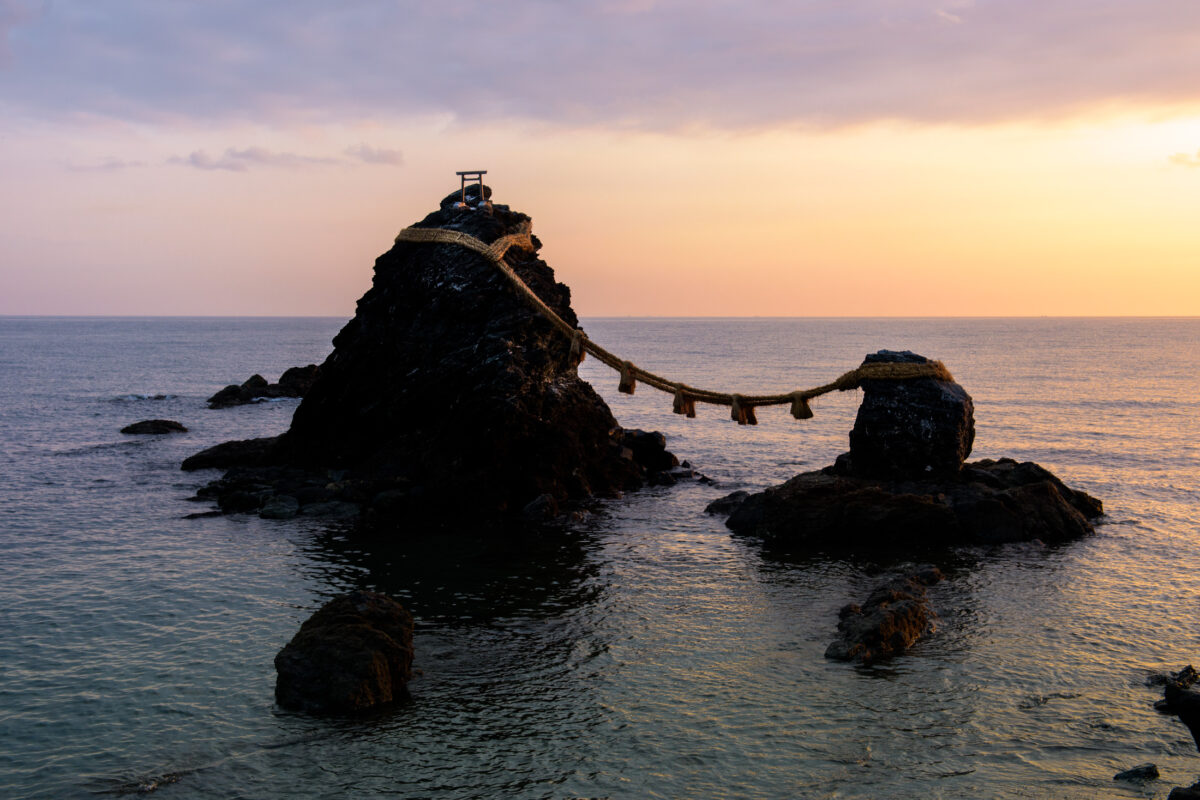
[184,187,676,523]
[844,350,973,477]
[274,591,414,714]
[717,350,1102,549]
[207,365,320,408]
[121,419,188,434]
[825,568,943,664]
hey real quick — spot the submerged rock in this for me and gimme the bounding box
[715,351,1102,550]
[121,419,187,434]
[275,590,414,714]
[185,186,678,524]
[207,365,320,408]
[825,567,943,664]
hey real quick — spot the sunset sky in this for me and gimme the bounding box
[1,1,1198,317]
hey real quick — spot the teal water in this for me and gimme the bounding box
[0,317,1197,799]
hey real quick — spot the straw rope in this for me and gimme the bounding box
[394,224,954,424]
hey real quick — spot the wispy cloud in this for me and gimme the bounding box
[168,147,338,172]
[1169,150,1200,167]
[65,156,144,172]
[5,2,1200,129]
[345,143,402,165]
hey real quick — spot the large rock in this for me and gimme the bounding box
[274,591,414,714]
[842,350,974,478]
[723,458,1100,548]
[713,351,1102,549]
[186,187,676,523]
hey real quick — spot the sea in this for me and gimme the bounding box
[0,316,1197,799]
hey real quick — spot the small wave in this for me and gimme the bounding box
[111,394,177,403]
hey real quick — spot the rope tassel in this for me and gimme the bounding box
[618,361,637,395]
[790,393,814,420]
[672,386,696,418]
[569,330,586,366]
[730,395,758,425]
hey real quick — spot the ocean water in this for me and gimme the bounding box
[0,316,1197,799]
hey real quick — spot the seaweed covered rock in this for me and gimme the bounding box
[714,351,1102,550]
[185,186,676,524]
[274,591,414,714]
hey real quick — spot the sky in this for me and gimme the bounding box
[1,0,1198,317]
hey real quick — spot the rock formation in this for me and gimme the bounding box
[184,186,676,524]
[1155,665,1200,751]
[710,350,1102,549]
[207,365,320,408]
[275,590,414,714]
[825,567,943,664]
[121,419,188,434]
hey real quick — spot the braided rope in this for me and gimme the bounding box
[394,225,954,422]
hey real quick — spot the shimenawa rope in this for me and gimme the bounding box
[394,224,953,424]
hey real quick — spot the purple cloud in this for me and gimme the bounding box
[65,156,145,172]
[168,147,338,171]
[3,1,1200,129]
[345,143,403,165]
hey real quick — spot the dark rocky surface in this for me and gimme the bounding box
[207,365,320,408]
[1113,763,1159,782]
[825,567,943,664]
[713,351,1102,551]
[1171,784,1200,800]
[1158,665,1200,751]
[847,350,974,477]
[275,590,413,714]
[185,187,678,525]
[121,419,187,434]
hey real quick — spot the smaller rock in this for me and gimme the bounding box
[521,492,559,522]
[121,419,188,435]
[207,366,320,408]
[275,590,414,714]
[260,495,299,520]
[1114,763,1159,782]
[620,429,679,473]
[706,490,750,516]
[825,568,943,664]
[299,501,361,519]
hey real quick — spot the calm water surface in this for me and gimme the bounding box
[1,316,1198,799]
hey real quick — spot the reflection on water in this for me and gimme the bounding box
[1,317,1198,798]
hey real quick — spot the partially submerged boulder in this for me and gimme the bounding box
[825,567,943,664]
[275,590,414,714]
[714,350,1102,550]
[185,187,677,524]
[121,419,187,434]
[207,365,320,408]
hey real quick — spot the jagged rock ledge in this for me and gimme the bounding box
[207,365,320,408]
[183,185,684,526]
[708,350,1102,551]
